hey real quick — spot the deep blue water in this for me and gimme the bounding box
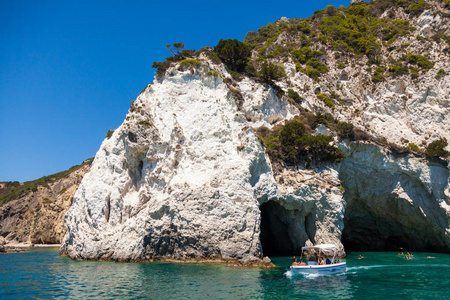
[1,248,449,299]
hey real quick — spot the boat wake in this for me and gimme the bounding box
[347,264,448,271]
[286,264,448,279]
[285,270,334,279]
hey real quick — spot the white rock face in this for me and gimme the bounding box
[61,61,349,261]
[61,65,276,261]
[62,2,450,260]
[338,142,450,250]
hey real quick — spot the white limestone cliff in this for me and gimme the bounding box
[61,1,450,262]
[61,59,350,262]
[62,64,273,262]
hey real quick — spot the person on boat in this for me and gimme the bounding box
[291,256,299,266]
[318,257,325,265]
[358,255,364,260]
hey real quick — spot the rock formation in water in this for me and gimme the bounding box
[59,0,449,262]
[0,160,91,246]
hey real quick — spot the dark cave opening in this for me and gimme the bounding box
[342,215,415,252]
[259,201,295,256]
[341,202,442,253]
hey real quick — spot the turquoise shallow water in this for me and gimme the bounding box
[1,249,449,299]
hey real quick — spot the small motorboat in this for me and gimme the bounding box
[290,244,346,275]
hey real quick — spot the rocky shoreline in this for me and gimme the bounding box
[0,238,60,253]
[58,253,276,268]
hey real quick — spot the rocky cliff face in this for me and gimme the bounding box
[0,161,91,245]
[61,66,275,263]
[339,143,450,251]
[62,0,450,262]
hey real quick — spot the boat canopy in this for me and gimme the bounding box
[301,244,337,252]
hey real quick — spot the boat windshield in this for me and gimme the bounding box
[300,244,338,264]
[301,244,336,251]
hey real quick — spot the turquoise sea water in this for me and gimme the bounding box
[1,248,449,299]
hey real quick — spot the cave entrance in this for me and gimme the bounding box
[259,201,295,256]
[341,198,440,252]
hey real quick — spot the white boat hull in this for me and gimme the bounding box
[290,262,346,275]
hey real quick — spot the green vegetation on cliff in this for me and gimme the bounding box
[0,159,93,203]
[148,0,444,167]
[259,112,357,167]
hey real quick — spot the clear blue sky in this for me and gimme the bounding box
[0,0,351,182]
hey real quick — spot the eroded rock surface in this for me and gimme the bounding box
[62,66,278,262]
[61,0,450,262]
[339,143,450,251]
[0,161,90,246]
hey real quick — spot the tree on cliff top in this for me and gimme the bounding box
[214,39,251,73]
[166,42,185,56]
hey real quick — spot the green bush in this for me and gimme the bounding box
[408,143,420,152]
[263,120,346,165]
[347,3,369,16]
[206,70,220,77]
[372,66,386,82]
[337,61,345,69]
[405,53,434,70]
[336,122,355,140]
[106,129,115,139]
[292,47,313,64]
[214,39,251,73]
[436,68,446,80]
[382,20,412,42]
[297,20,311,34]
[244,63,258,77]
[367,57,382,66]
[426,138,449,157]
[139,121,153,127]
[298,134,346,163]
[298,58,329,80]
[287,89,302,104]
[388,63,409,77]
[332,40,352,52]
[179,59,200,66]
[258,61,286,84]
[410,66,419,79]
[325,5,338,16]
[316,93,335,109]
[291,47,324,64]
[279,122,307,158]
[151,60,172,77]
[408,0,429,16]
